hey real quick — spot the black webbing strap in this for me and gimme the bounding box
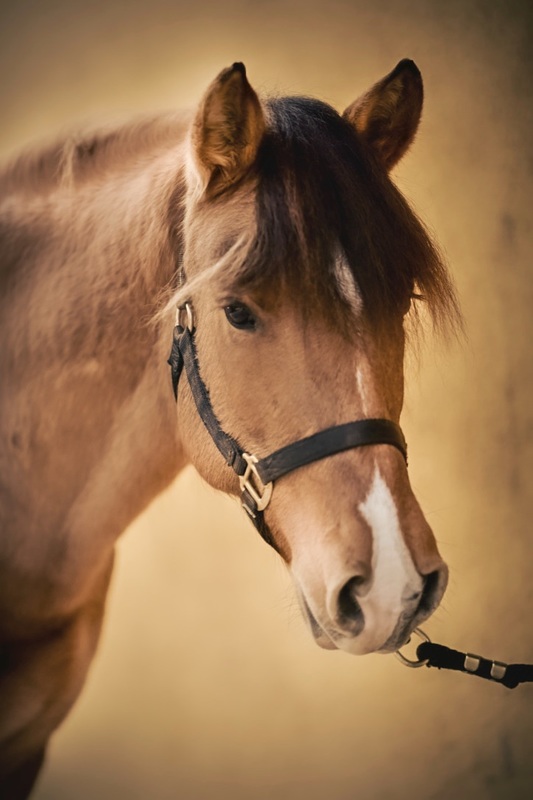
[416,641,533,689]
[168,325,247,474]
[241,491,277,549]
[255,419,406,483]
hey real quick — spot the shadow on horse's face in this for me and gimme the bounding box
[174,61,453,655]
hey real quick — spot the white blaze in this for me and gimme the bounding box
[334,252,361,312]
[358,466,422,646]
[356,367,368,416]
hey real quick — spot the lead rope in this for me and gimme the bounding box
[396,628,533,689]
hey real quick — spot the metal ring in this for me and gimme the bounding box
[395,627,431,668]
[176,302,194,331]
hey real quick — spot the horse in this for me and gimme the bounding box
[0,59,459,798]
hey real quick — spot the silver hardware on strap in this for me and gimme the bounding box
[239,453,273,513]
[464,653,481,673]
[490,660,508,681]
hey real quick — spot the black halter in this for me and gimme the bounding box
[168,303,408,549]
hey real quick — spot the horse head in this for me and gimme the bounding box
[173,61,458,655]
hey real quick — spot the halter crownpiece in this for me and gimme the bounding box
[168,302,408,549]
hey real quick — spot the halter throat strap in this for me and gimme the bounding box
[168,310,407,548]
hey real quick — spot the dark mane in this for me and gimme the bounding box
[234,96,459,333]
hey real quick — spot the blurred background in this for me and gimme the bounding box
[1,0,532,797]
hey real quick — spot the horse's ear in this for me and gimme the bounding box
[190,62,265,196]
[342,60,423,171]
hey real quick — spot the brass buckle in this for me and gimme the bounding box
[239,453,273,513]
[176,302,194,331]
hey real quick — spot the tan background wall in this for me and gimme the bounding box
[1,1,532,798]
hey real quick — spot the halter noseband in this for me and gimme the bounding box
[168,302,407,549]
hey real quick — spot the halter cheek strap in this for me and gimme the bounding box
[168,306,407,550]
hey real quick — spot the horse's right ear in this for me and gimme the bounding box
[342,59,423,171]
[189,62,266,196]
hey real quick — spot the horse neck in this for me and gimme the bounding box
[0,123,189,550]
[14,126,188,361]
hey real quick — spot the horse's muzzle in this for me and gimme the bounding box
[296,563,448,655]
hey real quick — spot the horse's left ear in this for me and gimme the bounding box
[190,62,266,196]
[343,59,423,171]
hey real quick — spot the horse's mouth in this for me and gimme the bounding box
[379,570,445,651]
[378,617,418,653]
[304,603,413,654]
[299,580,440,655]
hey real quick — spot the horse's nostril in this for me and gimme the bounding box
[418,570,443,614]
[337,576,365,634]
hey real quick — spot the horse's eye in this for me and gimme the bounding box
[224,303,256,330]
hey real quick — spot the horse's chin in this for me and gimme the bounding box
[307,612,339,651]
[309,617,411,655]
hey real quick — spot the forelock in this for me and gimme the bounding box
[175,95,460,337]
